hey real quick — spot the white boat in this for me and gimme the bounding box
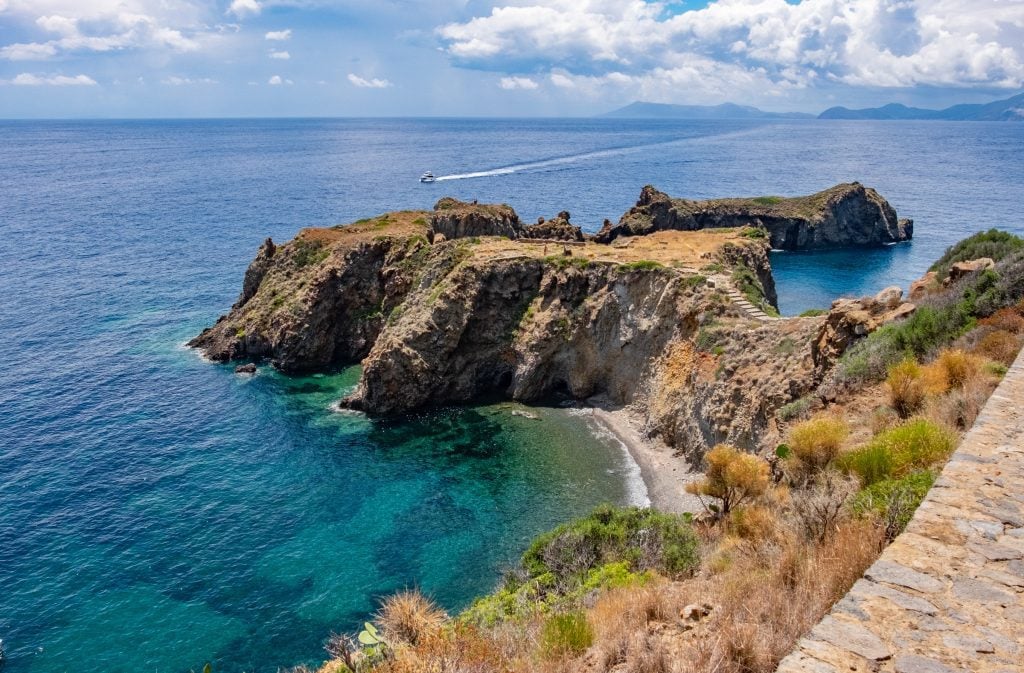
[419,172,436,183]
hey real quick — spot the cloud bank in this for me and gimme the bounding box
[438,0,1024,101]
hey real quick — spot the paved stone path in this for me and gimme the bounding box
[777,349,1024,673]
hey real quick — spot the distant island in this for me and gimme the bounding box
[603,92,1024,121]
[819,92,1024,120]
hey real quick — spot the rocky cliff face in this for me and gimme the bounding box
[429,198,521,241]
[522,211,586,241]
[193,193,917,460]
[188,212,436,372]
[596,183,913,250]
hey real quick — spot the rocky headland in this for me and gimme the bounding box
[191,184,915,466]
[595,182,912,250]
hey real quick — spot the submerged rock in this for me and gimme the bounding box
[595,182,913,250]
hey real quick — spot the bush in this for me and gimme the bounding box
[687,444,769,515]
[376,590,447,646]
[541,612,594,658]
[522,505,700,581]
[787,416,849,473]
[777,397,812,422]
[934,348,980,388]
[837,443,893,486]
[929,229,1024,281]
[886,358,925,418]
[851,470,936,541]
[798,308,827,317]
[976,330,1021,366]
[873,419,953,475]
[979,308,1024,334]
[728,505,780,542]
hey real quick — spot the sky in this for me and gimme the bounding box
[0,0,1022,118]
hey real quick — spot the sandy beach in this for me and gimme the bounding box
[589,406,705,514]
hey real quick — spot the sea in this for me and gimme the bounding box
[1,118,1021,673]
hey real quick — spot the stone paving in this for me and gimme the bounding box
[777,349,1024,673]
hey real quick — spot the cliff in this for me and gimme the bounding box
[595,182,913,250]
[193,190,915,459]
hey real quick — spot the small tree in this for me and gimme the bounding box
[687,444,769,516]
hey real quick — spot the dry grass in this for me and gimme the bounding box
[786,415,849,477]
[978,307,1024,334]
[976,330,1022,365]
[689,519,883,673]
[933,349,980,389]
[886,357,925,418]
[376,590,448,646]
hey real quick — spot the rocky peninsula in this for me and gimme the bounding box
[190,184,914,465]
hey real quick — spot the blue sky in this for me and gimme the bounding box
[0,0,1021,118]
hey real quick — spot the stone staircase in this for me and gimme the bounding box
[707,274,779,322]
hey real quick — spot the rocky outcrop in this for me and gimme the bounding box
[522,212,585,241]
[429,197,522,241]
[595,183,913,250]
[188,213,437,372]
[945,257,995,285]
[812,287,917,376]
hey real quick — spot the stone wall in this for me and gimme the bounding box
[777,350,1024,673]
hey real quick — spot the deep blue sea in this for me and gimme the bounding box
[1,118,1021,673]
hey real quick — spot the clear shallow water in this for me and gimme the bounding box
[1,118,1021,673]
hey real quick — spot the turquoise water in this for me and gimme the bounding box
[1,118,1021,673]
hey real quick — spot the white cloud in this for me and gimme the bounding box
[264,29,292,41]
[438,0,1024,98]
[0,4,210,61]
[498,75,538,90]
[269,50,290,59]
[3,72,97,86]
[162,75,217,85]
[348,73,391,88]
[268,74,293,85]
[0,42,59,60]
[227,0,260,18]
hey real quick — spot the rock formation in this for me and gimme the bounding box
[192,187,918,460]
[429,197,521,241]
[521,211,585,241]
[595,183,913,250]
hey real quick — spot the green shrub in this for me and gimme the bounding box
[540,612,593,658]
[776,397,812,422]
[851,470,935,540]
[878,419,955,470]
[842,419,954,485]
[838,443,893,486]
[798,308,827,317]
[929,229,1024,280]
[522,505,699,581]
[752,196,783,206]
[292,239,329,268]
[741,227,767,239]
[618,259,663,272]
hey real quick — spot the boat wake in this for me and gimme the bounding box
[432,125,767,182]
